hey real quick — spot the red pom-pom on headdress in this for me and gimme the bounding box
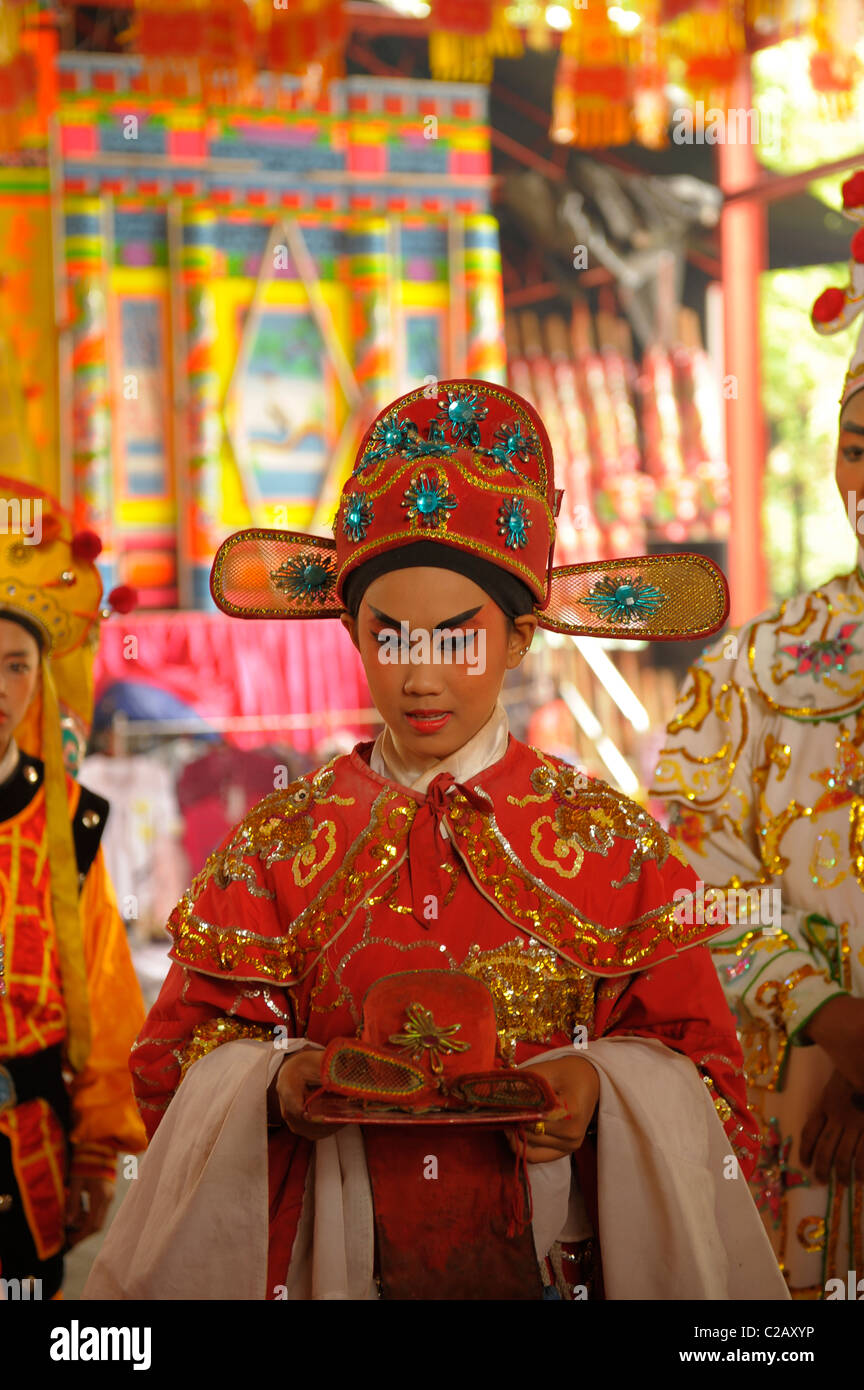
[812,286,846,323]
[842,171,864,210]
[107,584,137,614]
[71,529,103,562]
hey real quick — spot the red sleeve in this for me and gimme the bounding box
[131,798,301,1139]
[594,943,761,1180]
[131,961,297,1140]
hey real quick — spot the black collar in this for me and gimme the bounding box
[0,751,44,821]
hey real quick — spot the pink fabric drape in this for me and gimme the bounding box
[94,613,372,753]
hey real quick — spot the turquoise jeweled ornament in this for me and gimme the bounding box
[433,386,489,446]
[487,420,535,466]
[497,496,532,549]
[360,417,415,468]
[342,492,374,543]
[359,412,453,471]
[583,575,664,625]
[403,472,458,528]
[270,553,336,604]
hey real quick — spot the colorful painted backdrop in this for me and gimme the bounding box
[15,57,505,609]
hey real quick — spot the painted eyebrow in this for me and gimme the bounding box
[841,422,864,436]
[1,651,33,659]
[368,604,483,630]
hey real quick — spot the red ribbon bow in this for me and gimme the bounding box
[406,772,487,926]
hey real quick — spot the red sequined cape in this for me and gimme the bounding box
[133,737,759,1295]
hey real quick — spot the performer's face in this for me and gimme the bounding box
[0,618,41,750]
[341,567,537,765]
[837,388,864,538]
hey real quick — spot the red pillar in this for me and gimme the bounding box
[717,63,769,624]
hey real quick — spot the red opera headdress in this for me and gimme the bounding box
[211,381,729,642]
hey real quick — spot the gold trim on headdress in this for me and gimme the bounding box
[211,528,729,641]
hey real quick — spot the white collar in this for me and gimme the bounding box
[0,737,19,787]
[369,701,510,794]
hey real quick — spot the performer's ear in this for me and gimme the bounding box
[339,610,359,650]
[506,613,537,668]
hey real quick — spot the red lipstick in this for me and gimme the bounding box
[404,710,452,733]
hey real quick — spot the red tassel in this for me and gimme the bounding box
[71,528,103,562]
[506,1128,534,1239]
[107,584,138,614]
[301,1084,328,1121]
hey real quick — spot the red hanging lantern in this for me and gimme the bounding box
[552,7,635,148]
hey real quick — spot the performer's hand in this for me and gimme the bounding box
[505,1056,599,1165]
[800,1069,864,1185]
[65,1175,114,1248]
[804,996,864,1090]
[269,1047,339,1141]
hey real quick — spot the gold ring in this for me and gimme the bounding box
[532,1121,545,1136]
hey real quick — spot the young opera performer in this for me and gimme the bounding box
[85,382,787,1301]
[0,479,146,1297]
[652,171,864,1298]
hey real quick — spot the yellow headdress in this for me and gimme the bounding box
[0,475,136,1070]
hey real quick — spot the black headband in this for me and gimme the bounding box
[342,542,536,622]
[0,609,46,652]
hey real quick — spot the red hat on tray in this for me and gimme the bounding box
[304,970,559,1126]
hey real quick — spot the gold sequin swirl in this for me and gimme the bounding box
[179,1016,276,1077]
[459,938,596,1062]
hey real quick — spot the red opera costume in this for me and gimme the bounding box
[134,736,760,1292]
[0,477,147,1295]
[0,774,145,1261]
[89,381,788,1300]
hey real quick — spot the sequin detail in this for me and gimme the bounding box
[432,385,489,445]
[701,1072,732,1125]
[583,575,665,625]
[360,415,451,468]
[179,1016,275,1077]
[388,1003,470,1073]
[447,787,704,972]
[779,623,861,680]
[270,552,337,603]
[497,496,532,549]
[342,492,375,543]
[460,939,595,1063]
[402,470,458,529]
[486,420,536,472]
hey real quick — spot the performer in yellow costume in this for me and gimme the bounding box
[652,171,864,1298]
[0,477,146,1297]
